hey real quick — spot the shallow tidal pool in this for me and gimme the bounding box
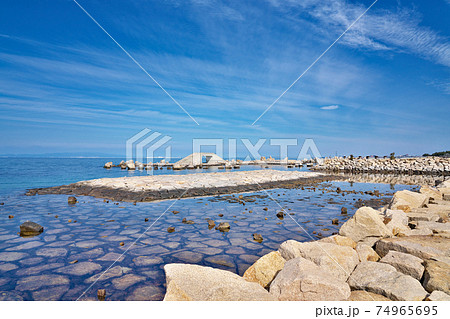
[0,181,416,301]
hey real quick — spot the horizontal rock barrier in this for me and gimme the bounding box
[26,170,336,202]
[313,157,450,176]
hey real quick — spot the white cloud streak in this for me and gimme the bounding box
[320,104,339,110]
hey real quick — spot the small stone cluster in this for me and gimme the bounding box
[313,157,450,175]
[162,180,450,301]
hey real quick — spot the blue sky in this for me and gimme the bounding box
[0,0,449,158]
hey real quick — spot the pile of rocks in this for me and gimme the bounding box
[162,180,450,301]
[313,157,450,175]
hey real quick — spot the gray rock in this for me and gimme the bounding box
[163,263,275,301]
[379,251,424,280]
[348,261,428,301]
[19,221,44,237]
[270,257,350,301]
[426,290,450,301]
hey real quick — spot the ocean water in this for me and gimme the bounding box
[0,158,417,301]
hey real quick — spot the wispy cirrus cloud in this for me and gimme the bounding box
[268,0,450,67]
[320,104,339,110]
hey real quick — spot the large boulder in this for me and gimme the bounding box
[414,221,450,238]
[420,186,442,201]
[379,251,424,281]
[339,207,391,242]
[318,235,356,248]
[269,257,350,301]
[163,264,275,301]
[19,221,44,237]
[384,209,410,236]
[426,290,450,301]
[278,240,359,281]
[375,236,450,260]
[389,190,428,211]
[243,251,286,288]
[347,290,391,301]
[355,243,380,262]
[423,258,450,294]
[348,261,428,301]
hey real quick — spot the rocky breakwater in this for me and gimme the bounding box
[162,180,450,301]
[25,170,330,202]
[313,157,450,176]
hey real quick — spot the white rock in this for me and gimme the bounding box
[269,257,350,301]
[163,264,275,301]
[426,290,450,301]
[278,240,359,281]
[339,207,391,242]
[355,243,380,262]
[389,190,428,211]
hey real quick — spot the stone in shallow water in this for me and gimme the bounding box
[36,248,68,258]
[126,285,164,301]
[85,266,131,283]
[70,248,104,260]
[0,263,18,272]
[16,274,70,291]
[19,257,44,266]
[32,285,69,301]
[96,252,124,262]
[6,241,43,251]
[112,274,145,290]
[56,261,102,276]
[0,291,24,301]
[16,263,64,276]
[133,256,163,266]
[172,251,204,263]
[204,255,235,268]
[19,221,44,237]
[72,240,105,249]
[0,252,28,262]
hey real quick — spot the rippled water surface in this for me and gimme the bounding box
[0,158,418,300]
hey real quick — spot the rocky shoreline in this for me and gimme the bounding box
[162,180,450,301]
[313,156,450,176]
[25,170,336,202]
